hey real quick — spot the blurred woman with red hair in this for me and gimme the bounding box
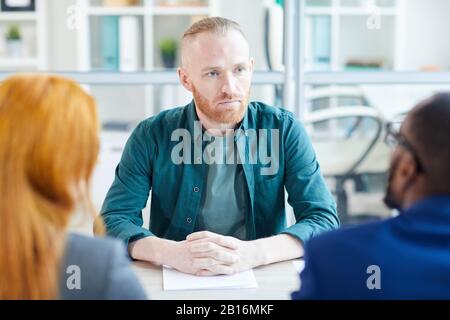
[0,74,147,299]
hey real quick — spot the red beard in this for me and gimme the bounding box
[192,85,249,125]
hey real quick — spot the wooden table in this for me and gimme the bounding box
[132,260,302,300]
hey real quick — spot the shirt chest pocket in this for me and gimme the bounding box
[255,174,283,195]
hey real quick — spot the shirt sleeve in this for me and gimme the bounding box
[100,121,155,246]
[281,113,340,244]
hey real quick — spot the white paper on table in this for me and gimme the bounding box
[163,266,258,291]
[292,259,305,273]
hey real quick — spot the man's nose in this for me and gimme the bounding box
[220,73,238,96]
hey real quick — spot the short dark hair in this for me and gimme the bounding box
[408,93,450,193]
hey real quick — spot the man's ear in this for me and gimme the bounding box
[249,57,255,72]
[178,67,193,92]
[398,152,418,182]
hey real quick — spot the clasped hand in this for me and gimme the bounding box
[167,231,258,276]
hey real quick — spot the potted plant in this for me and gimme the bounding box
[159,37,178,69]
[5,25,23,58]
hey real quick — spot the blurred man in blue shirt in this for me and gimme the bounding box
[292,93,450,299]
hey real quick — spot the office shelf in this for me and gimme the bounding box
[0,12,38,21]
[76,0,216,124]
[0,0,47,71]
[305,0,405,71]
[0,57,39,68]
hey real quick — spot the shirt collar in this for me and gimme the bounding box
[401,195,450,217]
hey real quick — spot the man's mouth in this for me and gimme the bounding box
[217,100,241,107]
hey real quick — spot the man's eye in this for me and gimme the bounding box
[207,71,219,77]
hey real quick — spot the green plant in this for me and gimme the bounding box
[159,37,178,68]
[158,37,178,57]
[6,25,21,41]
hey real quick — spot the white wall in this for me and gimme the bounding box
[339,16,395,69]
[402,0,450,70]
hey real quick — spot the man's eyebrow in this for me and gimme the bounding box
[201,66,221,72]
[200,63,248,73]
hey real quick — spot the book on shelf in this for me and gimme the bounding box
[155,0,207,7]
[119,15,141,71]
[102,0,139,7]
[312,15,331,70]
[102,121,137,131]
[345,58,384,70]
[101,16,119,70]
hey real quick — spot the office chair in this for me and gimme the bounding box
[305,86,369,111]
[303,106,391,225]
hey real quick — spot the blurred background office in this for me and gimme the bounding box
[1,0,449,232]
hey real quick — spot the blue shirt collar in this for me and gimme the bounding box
[402,195,450,217]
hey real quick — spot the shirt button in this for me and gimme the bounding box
[186,217,192,224]
[193,186,200,193]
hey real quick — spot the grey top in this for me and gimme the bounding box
[194,133,249,240]
[58,233,147,300]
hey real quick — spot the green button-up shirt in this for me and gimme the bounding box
[100,101,339,245]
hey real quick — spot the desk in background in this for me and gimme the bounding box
[361,84,450,121]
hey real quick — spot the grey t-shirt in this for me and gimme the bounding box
[194,133,249,240]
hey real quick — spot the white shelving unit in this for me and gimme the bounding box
[77,0,217,70]
[0,0,47,71]
[0,57,39,68]
[76,0,217,125]
[305,0,405,71]
[0,12,37,21]
[75,0,218,209]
